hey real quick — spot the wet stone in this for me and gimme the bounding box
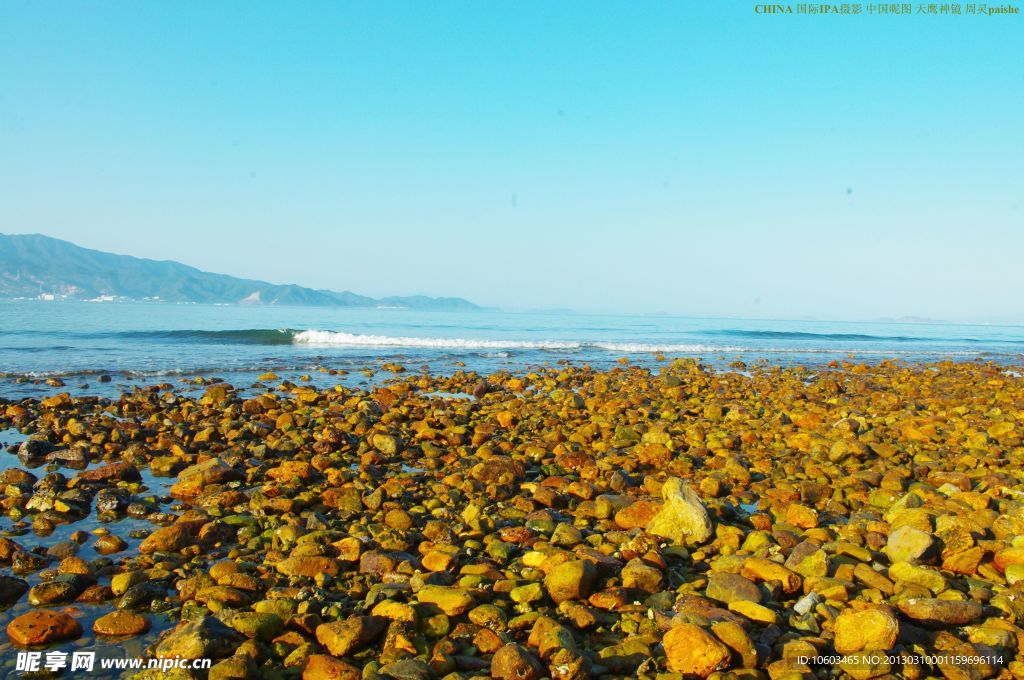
[93,611,150,637]
[7,610,82,646]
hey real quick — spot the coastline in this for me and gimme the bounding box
[3,301,1024,403]
[0,358,1021,675]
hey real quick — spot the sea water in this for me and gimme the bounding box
[1,300,1022,398]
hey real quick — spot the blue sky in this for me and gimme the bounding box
[1,2,1021,320]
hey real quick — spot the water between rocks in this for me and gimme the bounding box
[0,426,177,678]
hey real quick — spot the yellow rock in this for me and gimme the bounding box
[888,562,946,593]
[370,600,417,622]
[833,607,899,653]
[741,557,802,594]
[728,600,777,625]
[416,585,474,616]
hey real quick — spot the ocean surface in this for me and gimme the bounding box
[1,300,1023,399]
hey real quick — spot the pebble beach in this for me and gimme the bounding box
[4,0,1020,675]
[1,357,1023,678]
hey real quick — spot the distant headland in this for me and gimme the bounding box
[0,233,481,310]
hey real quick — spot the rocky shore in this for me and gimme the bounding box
[0,358,1022,679]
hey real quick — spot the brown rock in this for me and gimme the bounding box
[621,558,664,593]
[7,610,82,646]
[76,585,114,603]
[785,541,829,577]
[315,616,387,657]
[276,556,341,578]
[589,588,631,611]
[359,550,410,575]
[896,598,984,626]
[471,456,525,484]
[155,616,243,659]
[94,534,128,555]
[528,616,579,659]
[139,524,194,554]
[706,572,762,604]
[170,458,240,499]
[78,461,140,483]
[491,642,545,680]
[266,461,316,482]
[614,500,661,530]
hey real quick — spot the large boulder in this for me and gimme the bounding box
[646,477,713,545]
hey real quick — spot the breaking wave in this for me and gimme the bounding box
[7,328,1010,356]
[290,331,983,355]
[709,329,996,343]
[293,330,582,349]
[293,331,743,352]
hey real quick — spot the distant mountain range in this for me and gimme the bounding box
[0,233,481,310]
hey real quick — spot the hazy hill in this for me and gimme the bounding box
[0,233,480,310]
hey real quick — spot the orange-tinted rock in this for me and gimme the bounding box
[315,616,387,657]
[170,459,239,499]
[78,461,140,483]
[266,461,316,482]
[303,655,361,680]
[896,598,983,625]
[614,500,661,530]
[589,588,631,611]
[785,504,819,529]
[663,623,731,676]
[7,610,82,646]
[422,551,457,572]
[994,547,1024,573]
[491,642,545,680]
[741,557,802,594]
[139,524,193,554]
[93,611,150,637]
[470,456,524,484]
[276,556,341,578]
[833,608,899,653]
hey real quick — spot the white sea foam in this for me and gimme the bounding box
[290,331,986,355]
[293,331,735,352]
[592,342,743,353]
[292,330,582,350]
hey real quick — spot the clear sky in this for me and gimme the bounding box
[1,2,1021,320]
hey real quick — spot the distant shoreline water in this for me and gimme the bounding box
[1,301,1022,399]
